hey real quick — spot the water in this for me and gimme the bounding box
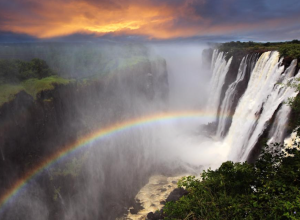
[224,53,298,161]
[216,54,258,138]
[267,104,293,145]
[216,56,248,138]
[206,50,233,120]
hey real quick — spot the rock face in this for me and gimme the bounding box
[0,59,169,220]
[165,187,188,202]
[145,186,188,220]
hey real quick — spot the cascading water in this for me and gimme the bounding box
[267,58,300,146]
[213,53,258,139]
[267,66,300,145]
[267,103,293,145]
[206,50,232,120]
[216,56,248,138]
[207,49,299,162]
[224,52,298,161]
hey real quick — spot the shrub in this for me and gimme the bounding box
[0,58,55,83]
[164,145,300,219]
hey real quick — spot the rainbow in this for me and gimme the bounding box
[0,110,234,213]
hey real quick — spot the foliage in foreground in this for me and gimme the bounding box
[164,145,300,220]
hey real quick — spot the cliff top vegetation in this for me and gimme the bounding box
[218,40,300,67]
[0,52,163,106]
[0,58,73,105]
[0,43,151,78]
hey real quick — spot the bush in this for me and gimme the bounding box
[164,145,300,219]
[0,60,19,83]
[0,58,55,83]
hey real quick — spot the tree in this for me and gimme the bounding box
[29,58,54,79]
[0,58,54,83]
[164,144,300,219]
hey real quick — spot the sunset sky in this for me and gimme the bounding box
[0,0,300,42]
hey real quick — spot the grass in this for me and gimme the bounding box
[0,76,74,106]
[21,75,73,97]
[0,84,23,106]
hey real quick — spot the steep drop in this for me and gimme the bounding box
[224,52,298,161]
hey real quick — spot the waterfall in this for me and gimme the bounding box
[216,54,258,138]
[267,104,292,145]
[216,56,248,138]
[268,66,300,145]
[223,52,298,161]
[206,50,232,120]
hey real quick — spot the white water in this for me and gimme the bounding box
[216,56,248,138]
[267,104,292,145]
[206,50,232,120]
[223,52,298,161]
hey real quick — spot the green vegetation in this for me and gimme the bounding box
[0,43,150,78]
[218,40,300,65]
[164,145,300,219]
[0,58,74,106]
[0,58,55,83]
[21,75,73,97]
[0,84,23,105]
[0,45,158,106]
[0,75,73,106]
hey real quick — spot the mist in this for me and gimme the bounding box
[151,43,211,110]
[0,42,229,220]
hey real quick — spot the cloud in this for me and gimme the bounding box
[0,31,37,43]
[0,0,299,41]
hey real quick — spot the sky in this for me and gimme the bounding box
[0,0,300,43]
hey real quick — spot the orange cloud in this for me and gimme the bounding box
[1,1,181,39]
[1,0,299,40]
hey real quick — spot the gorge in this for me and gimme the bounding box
[0,42,299,219]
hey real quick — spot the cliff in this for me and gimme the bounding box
[0,58,169,220]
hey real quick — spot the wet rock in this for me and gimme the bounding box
[159,200,166,205]
[147,210,163,220]
[146,187,188,219]
[147,212,155,219]
[129,208,138,214]
[129,200,144,214]
[166,187,188,202]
